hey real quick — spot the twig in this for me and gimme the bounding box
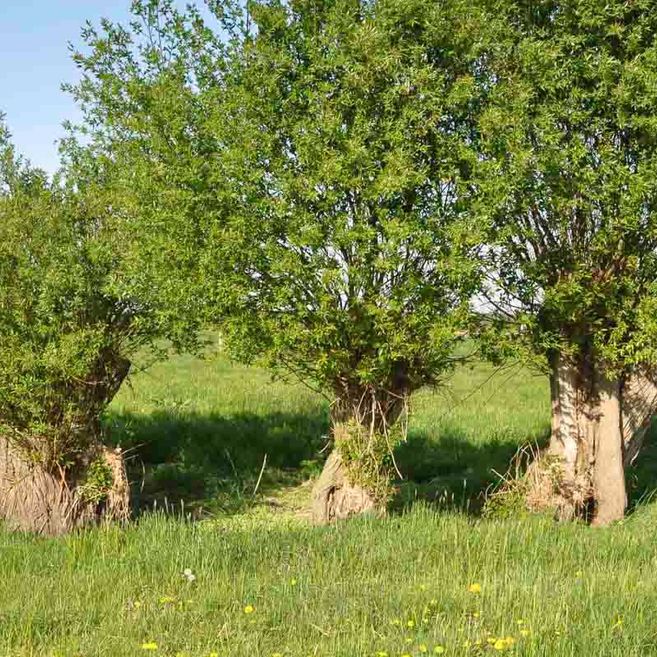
[252,453,267,497]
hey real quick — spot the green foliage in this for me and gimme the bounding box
[476,0,657,372]
[78,458,114,504]
[68,0,487,430]
[214,0,488,405]
[336,419,399,504]
[63,0,218,356]
[0,120,168,468]
[482,482,531,520]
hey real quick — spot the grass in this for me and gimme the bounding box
[2,349,657,656]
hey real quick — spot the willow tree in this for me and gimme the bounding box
[478,0,657,524]
[70,0,487,521]
[0,120,179,534]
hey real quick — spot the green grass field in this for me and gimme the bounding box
[3,349,657,657]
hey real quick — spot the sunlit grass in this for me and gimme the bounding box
[1,350,657,656]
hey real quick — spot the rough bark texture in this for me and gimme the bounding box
[311,383,408,524]
[311,448,377,523]
[0,356,132,536]
[525,355,590,519]
[621,369,657,466]
[591,377,626,525]
[102,445,130,521]
[0,439,130,535]
[525,353,657,525]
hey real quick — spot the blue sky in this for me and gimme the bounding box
[1,2,154,173]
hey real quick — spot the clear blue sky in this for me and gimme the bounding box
[1,2,168,173]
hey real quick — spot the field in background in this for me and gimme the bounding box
[3,350,657,656]
[107,347,552,517]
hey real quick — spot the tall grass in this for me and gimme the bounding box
[2,350,657,656]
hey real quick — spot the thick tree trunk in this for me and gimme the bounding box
[591,377,626,525]
[0,356,132,536]
[311,447,377,523]
[621,369,657,466]
[0,439,129,535]
[526,352,628,524]
[311,384,408,524]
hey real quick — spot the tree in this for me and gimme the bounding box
[477,0,657,524]
[0,119,175,534]
[69,0,487,520]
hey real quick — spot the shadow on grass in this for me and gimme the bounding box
[391,429,549,515]
[103,406,562,518]
[391,420,657,517]
[627,419,657,512]
[103,409,329,516]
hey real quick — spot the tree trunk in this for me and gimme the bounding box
[621,369,657,466]
[0,439,129,536]
[311,384,408,524]
[591,377,626,525]
[526,352,628,524]
[0,356,132,536]
[311,446,377,523]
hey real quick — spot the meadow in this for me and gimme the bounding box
[2,348,657,657]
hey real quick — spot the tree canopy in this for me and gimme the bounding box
[69,0,490,517]
[476,0,657,523]
[5,0,657,529]
[0,118,177,533]
[479,0,657,369]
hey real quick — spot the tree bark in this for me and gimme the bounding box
[311,446,377,523]
[621,369,657,466]
[591,376,626,525]
[0,356,132,536]
[526,352,630,524]
[0,439,129,535]
[311,384,408,524]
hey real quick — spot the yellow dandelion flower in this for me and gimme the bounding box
[391,619,402,627]
[290,578,298,586]
[407,619,416,628]
[375,651,388,657]
[159,596,176,605]
[405,637,413,644]
[433,647,445,655]
[516,619,525,625]
[141,642,158,651]
[472,612,480,618]
[208,653,219,657]
[401,654,412,657]
[271,653,284,657]
[520,629,530,637]
[493,639,507,651]
[244,604,255,614]
[419,644,428,653]
[468,583,482,594]
[419,584,427,591]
